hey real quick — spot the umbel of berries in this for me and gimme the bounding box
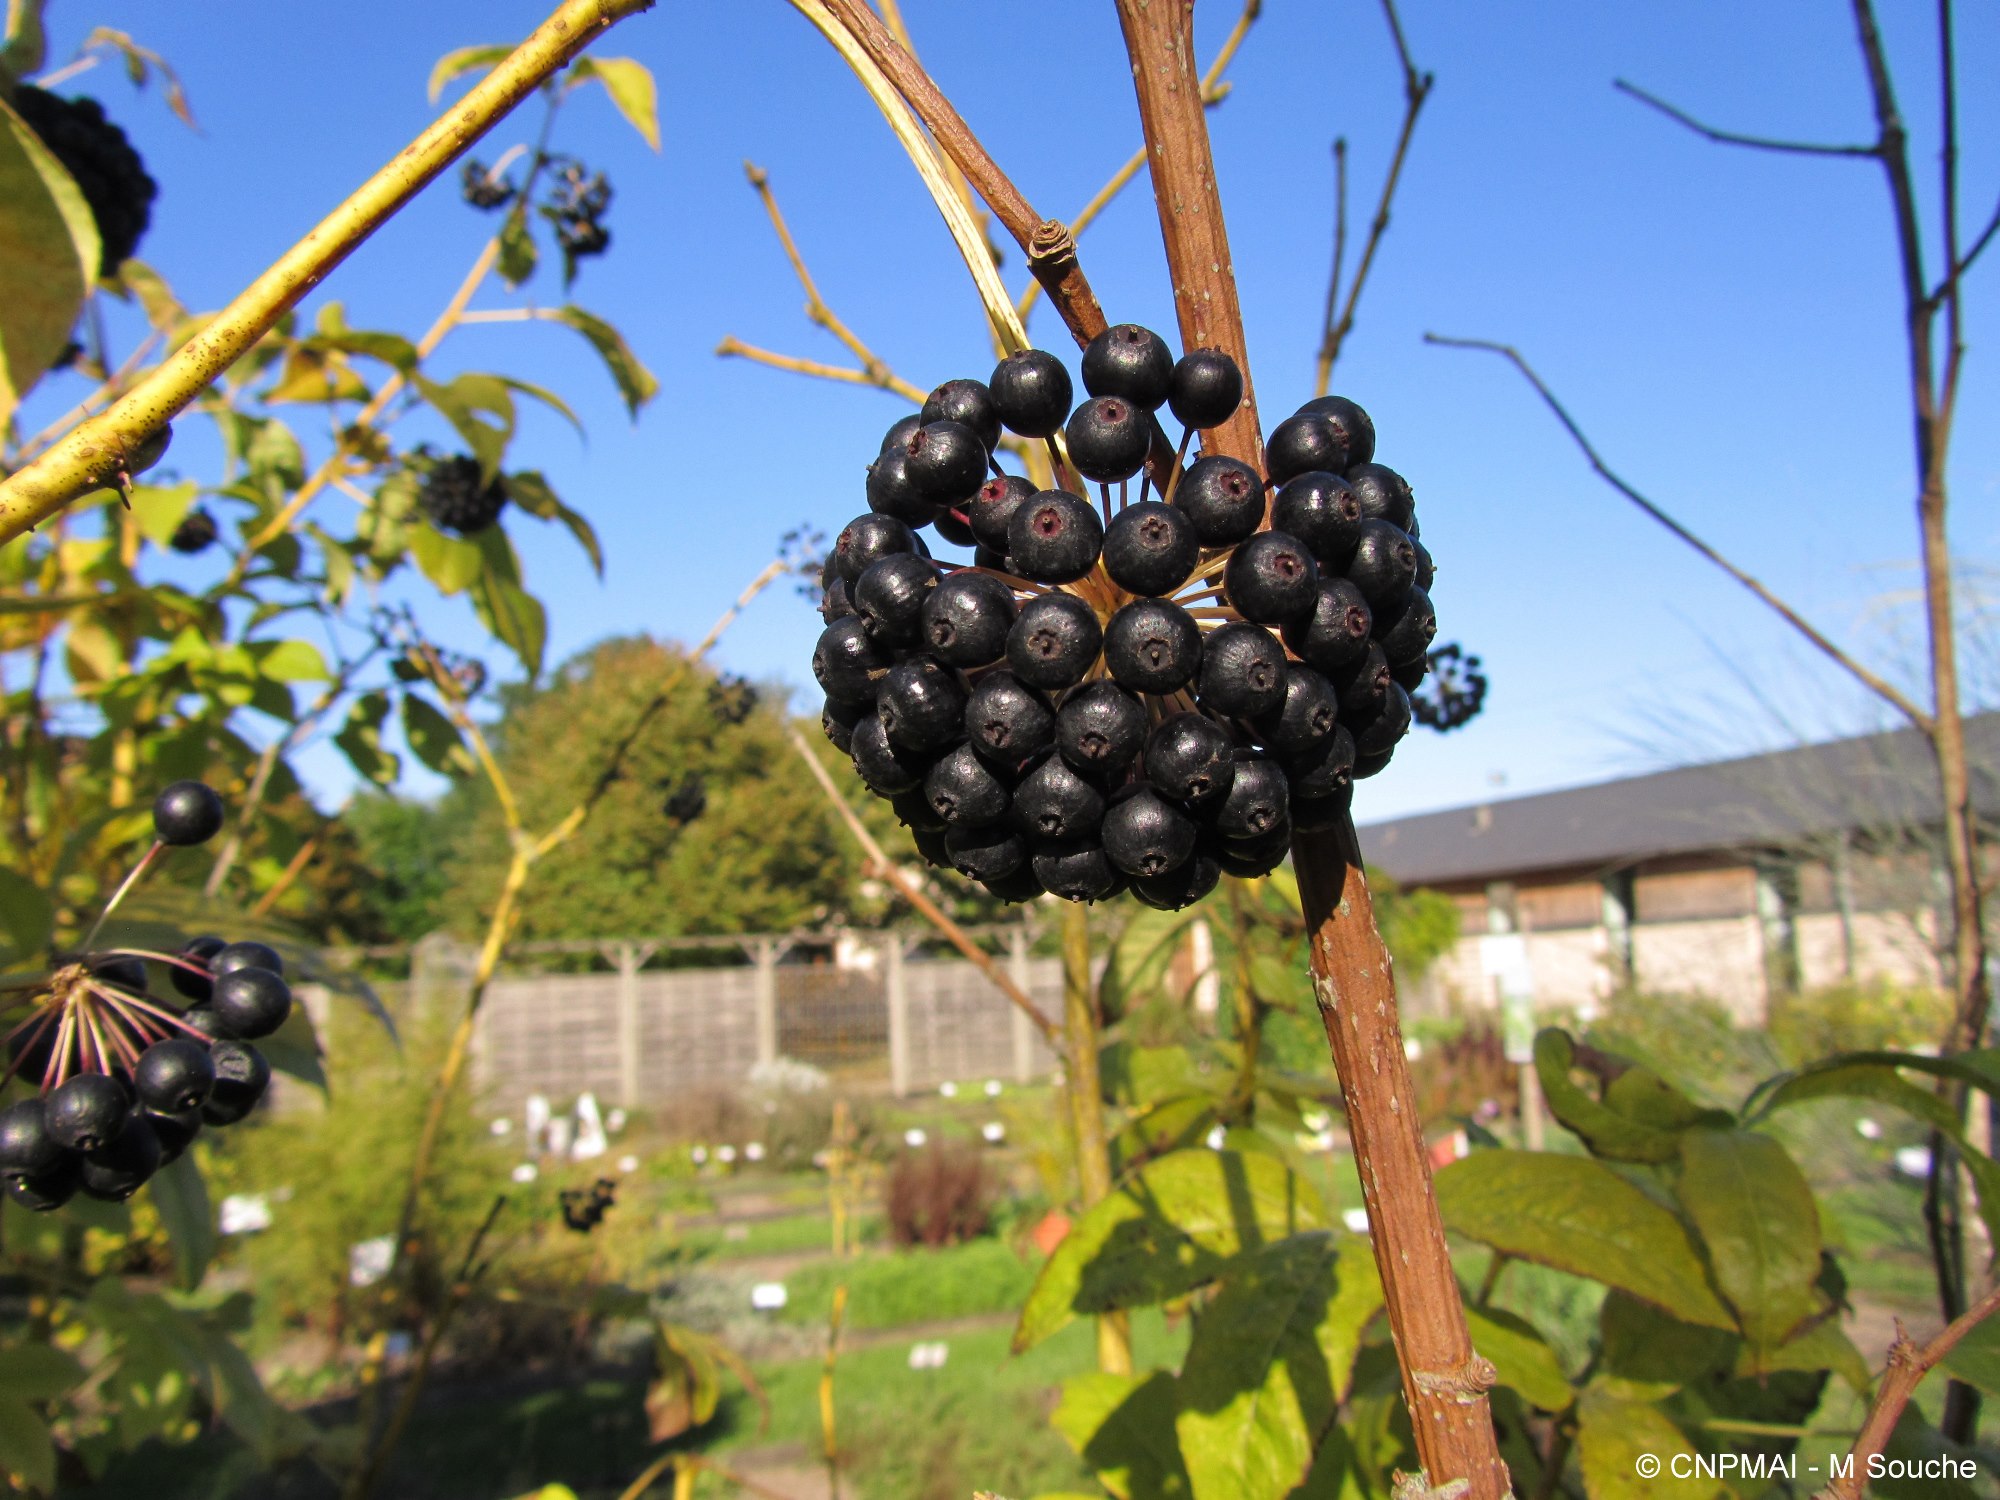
[1,782,285,1211]
[419,454,509,536]
[810,323,1442,912]
[11,87,158,275]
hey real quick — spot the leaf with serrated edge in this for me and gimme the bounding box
[1675,1128,1821,1347]
[1015,1148,1324,1352]
[1436,1150,1733,1329]
[1175,1232,1381,1500]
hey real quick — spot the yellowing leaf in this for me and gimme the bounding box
[569,56,660,149]
[1675,1128,1822,1347]
[427,42,513,103]
[0,95,99,430]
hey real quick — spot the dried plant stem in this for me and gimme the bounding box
[1061,899,1132,1376]
[784,723,1058,1041]
[0,0,654,544]
[714,335,923,403]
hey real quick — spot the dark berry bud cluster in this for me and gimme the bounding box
[461,158,517,211]
[12,87,157,275]
[550,161,613,273]
[418,454,509,536]
[809,326,1443,910]
[169,506,219,556]
[559,1177,617,1233]
[0,784,284,1211]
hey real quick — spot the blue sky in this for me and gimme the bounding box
[18,1,1999,822]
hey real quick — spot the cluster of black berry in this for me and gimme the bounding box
[1411,643,1486,732]
[0,783,288,1210]
[559,1178,616,1233]
[461,158,517,211]
[418,454,509,536]
[169,505,219,555]
[548,161,613,268]
[661,774,707,824]
[811,325,1438,911]
[13,87,157,275]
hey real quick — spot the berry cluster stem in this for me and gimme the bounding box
[1112,3,1508,1493]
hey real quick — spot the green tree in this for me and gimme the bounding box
[446,634,864,941]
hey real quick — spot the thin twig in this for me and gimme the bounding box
[714,336,923,403]
[1614,78,1879,159]
[1423,333,1934,730]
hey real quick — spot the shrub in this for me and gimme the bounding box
[884,1140,992,1247]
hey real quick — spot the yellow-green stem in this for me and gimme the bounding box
[1061,900,1131,1375]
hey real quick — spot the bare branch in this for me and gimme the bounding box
[714,336,923,404]
[1425,332,1935,731]
[1314,0,1433,393]
[1614,78,1878,159]
[1935,195,2000,304]
[1314,137,1348,398]
[1819,1282,2000,1500]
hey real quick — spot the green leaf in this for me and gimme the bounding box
[0,863,54,961]
[1100,1042,1197,1108]
[497,206,537,287]
[1596,1292,1735,1400]
[1534,1028,1727,1164]
[1174,1232,1382,1500]
[408,521,484,596]
[128,481,198,549]
[1736,1317,1870,1393]
[1052,1370,1190,1500]
[1675,1128,1822,1347]
[1574,1386,1722,1500]
[1944,1314,2000,1400]
[247,638,330,683]
[568,56,660,149]
[1436,1151,1733,1329]
[502,470,602,576]
[415,372,515,479]
[1110,1093,1222,1179]
[1465,1306,1572,1412]
[334,692,399,786]
[0,1342,83,1402]
[260,1002,328,1093]
[0,95,99,431]
[401,694,473,777]
[497,375,581,434]
[471,539,547,679]
[0,1401,53,1494]
[427,42,513,103]
[149,1153,215,1292]
[549,304,657,418]
[1015,1149,1325,1352]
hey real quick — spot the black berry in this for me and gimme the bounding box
[1055,682,1147,779]
[904,420,989,505]
[891,788,948,834]
[45,1074,130,1154]
[8,1155,83,1212]
[211,968,293,1041]
[1271,471,1363,568]
[1031,841,1121,902]
[1372,586,1437,669]
[990,349,1073,438]
[1264,413,1350,486]
[1351,682,1414,758]
[1297,395,1376,467]
[1081,324,1174,409]
[1195,621,1286,719]
[922,571,1016,668]
[1104,600,1202,695]
[925,743,1012,827]
[964,672,1055,767]
[866,448,937,527]
[133,1038,217,1115]
[13,88,156,273]
[79,1111,163,1202]
[1282,579,1374,674]
[1145,715,1236,804]
[1344,519,1419,605]
[813,617,892,708]
[850,712,932,796]
[149,1109,202,1165]
[1012,753,1107,842]
[0,1099,63,1179]
[1208,755,1289,840]
[169,507,218,555]
[1224,532,1321,626]
[945,822,1028,881]
[1132,852,1223,911]
[1168,350,1244,430]
[822,697,865,755]
[981,863,1048,903]
[921,379,1002,455]
[881,413,924,454]
[1286,724,1357,800]
[1345,462,1414,532]
[419,455,508,535]
[1252,665,1343,757]
[1102,787,1198,878]
[834,514,921,585]
[203,1041,271,1125]
[1064,397,1150,483]
[154,780,225,846]
[854,554,939,647]
[1171,455,1265,546]
[1008,490,1104,584]
[877,659,968,752]
[968,474,1035,552]
[1007,593,1102,691]
[1101,501,1198,597]
[213,941,284,981]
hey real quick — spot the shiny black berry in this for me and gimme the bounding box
[1286,724,1358,800]
[820,577,856,625]
[13,88,156,273]
[1298,395,1376,467]
[1264,413,1350,486]
[1253,665,1343,757]
[0,1099,63,1179]
[834,514,921,585]
[149,1109,202,1165]
[1216,822,1294,878]
[881,413,924,454]
[1064,397,1150,483]
[968,474,1036,552]
[1271,472,1363,568]
[1055,682,1147,779]
[1012,754,1107,842]
[1103,787,1198,878]
[866,448,936,527]
[822,698,864,754]
[1333,642,1394,723]
[1282,579,1374,674]
[1082,324,1174,409]
[1132,852,1223,911]
[1352,682,1414,758]
[45,1074,130,1154]
[891,788,948,834]
[850,713,931,796]
[1104,599,1202,695]
[1032,841,1121,902]
[79,1111,163,1202]
[921,379,1002,455]
[933,506,977,548]
[154,780,225,847]
[926,744,1012,827]
[981,863,1048,903]
[1008,490,1104,584]
[169,507,219,555]
[1195,621,1286,719]
[1168,350,1244,430]
[1145,715,1236,804]
[1345,520,1420,605]
[922,571,1016,667]
[1170,455,1264,546]
[813,617,892,708]
[1345,462,1414,532]
[854,554,939,647]
[213,941,284,981]
[133,1038,216,1115]
[1101,501,1198,597]
[203,1041,271,1125]
[964,672,1055,767]
[211,968,293,1041]
[990,349,1073,438]
[1224,532,1320,626]
[1007,593,1102,690]
[904,420,989,505]
[1208,755,1289,840]
[877,659,967,752]
[8,1155,83,1212]
[1373,586,1437,669]
[946,821,1028,881]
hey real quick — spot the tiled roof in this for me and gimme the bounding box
[1358,714,2000,887]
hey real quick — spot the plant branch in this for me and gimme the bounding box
[783,723,1057,1041]
[1613,78,1878,159]
[1315,0,1433,393]
[0,0,654,545]
[713,336,923,404]
[1819,1281,2000,1500]
[1061,899,1131,1376]
[1424,333,1935,730]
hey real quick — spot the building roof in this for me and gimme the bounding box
[1358,713,2000,888]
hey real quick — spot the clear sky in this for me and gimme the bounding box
[18,1,1999,823]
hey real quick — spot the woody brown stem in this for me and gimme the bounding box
[1111,3,1506,1494]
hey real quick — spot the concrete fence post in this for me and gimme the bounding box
[753,938,780,1068]
[604,942,640,1111]
[1009,925,1034,1082]
[886,938,910,1097]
